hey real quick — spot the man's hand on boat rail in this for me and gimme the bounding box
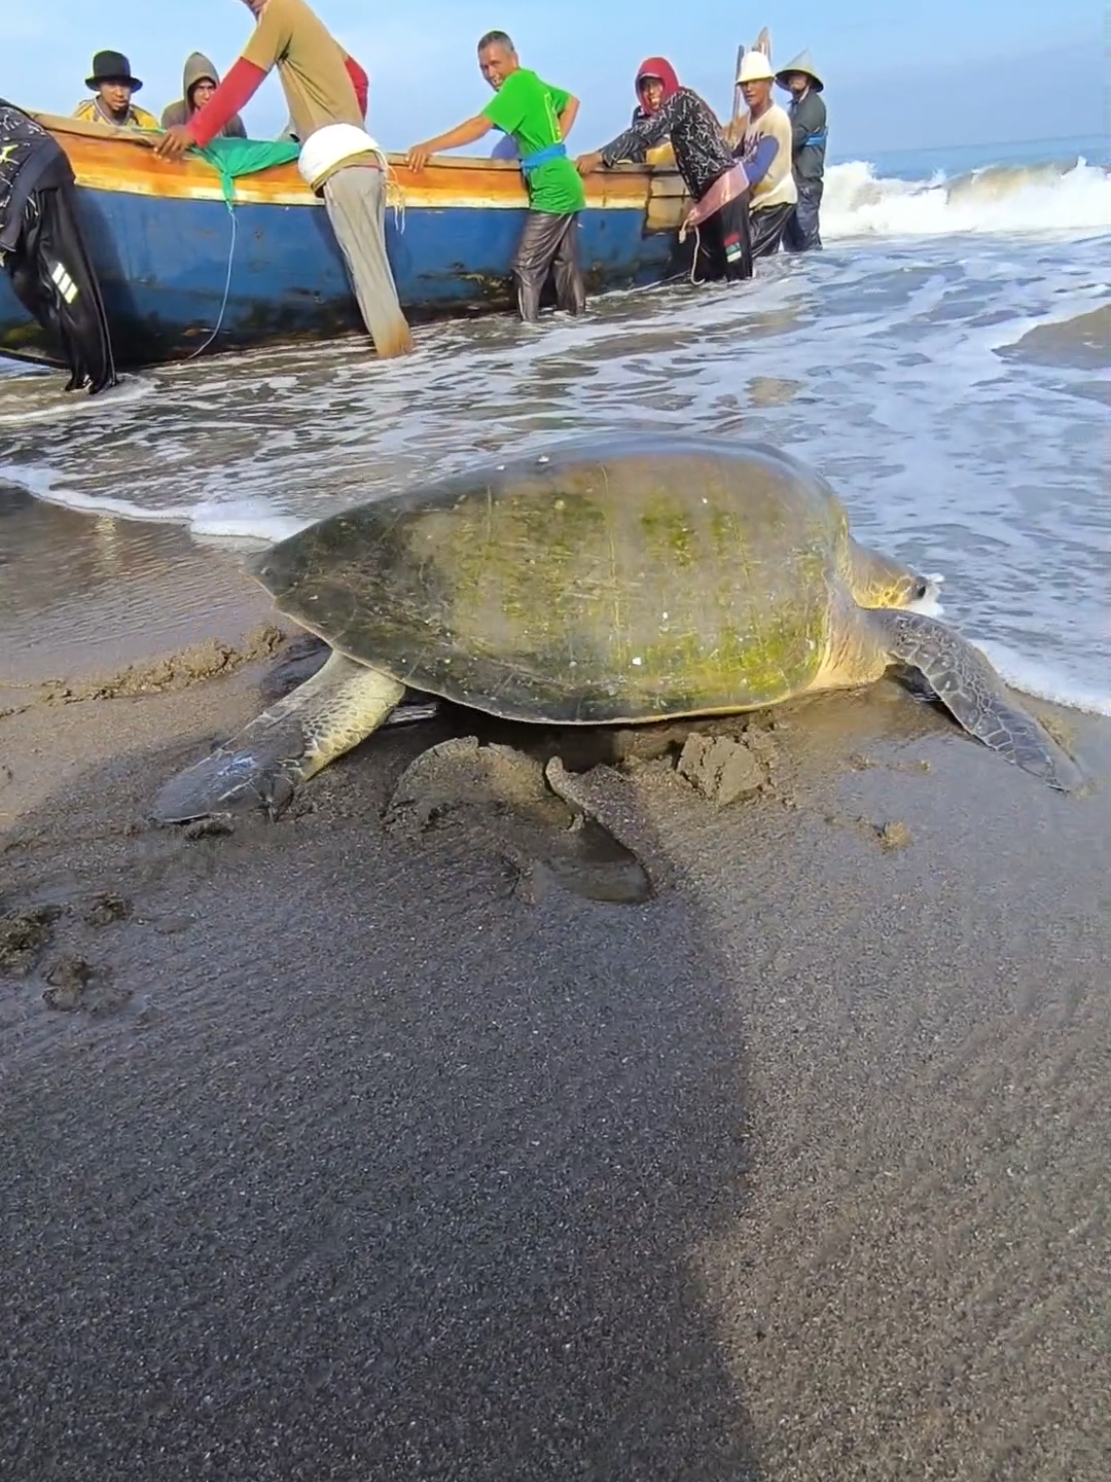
[154,126,193,161]
[575,152,603,175]
[406,144,434,172]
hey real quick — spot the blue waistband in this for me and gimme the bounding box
[802,131,827,147]
[520,141,567,175]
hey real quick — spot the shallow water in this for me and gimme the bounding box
[1,158,1108,712]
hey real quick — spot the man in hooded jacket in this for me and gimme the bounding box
[577,59,753,282]
[161,53,247,137]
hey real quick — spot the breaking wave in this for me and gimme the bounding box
[823,157,1111,239]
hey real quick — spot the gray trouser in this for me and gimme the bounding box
[322,165,413,357]
[513,211,586,323]
[783,178,824,252]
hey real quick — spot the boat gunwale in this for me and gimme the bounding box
[32,111,688,211]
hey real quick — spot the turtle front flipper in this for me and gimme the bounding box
[869,609,1087,793]
[152,653,405,823]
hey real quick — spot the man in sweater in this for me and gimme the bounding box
[775,51,827,251]
[731,51,797,258]
[406,31,585,324]
[154,0,413,359]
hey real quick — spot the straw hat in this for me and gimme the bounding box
[736,52,776,84]
[775,50,824,91]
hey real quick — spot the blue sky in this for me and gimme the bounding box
[5,0,1105,158]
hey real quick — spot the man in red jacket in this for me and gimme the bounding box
[156,0,412,358]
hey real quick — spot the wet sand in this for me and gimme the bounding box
[2,506,1110,1481]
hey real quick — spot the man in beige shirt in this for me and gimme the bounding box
[731,51,798,258]
[156,0,412,358]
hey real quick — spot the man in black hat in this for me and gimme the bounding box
[73,52,158,130]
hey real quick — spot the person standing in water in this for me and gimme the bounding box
[155,0,413,360]
[775,51,827,251]
[576,59,753,282]
[73,52,158,130]
[731,51,797,258]
[406,31,586,324]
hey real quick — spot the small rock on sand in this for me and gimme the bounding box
[82,892,132,927]
[183,818,235,841]
[43,957,131,1016]
[43,955,95,1010]
[676,733,764,806]
[0,906,61,978]
[877,820,913,850]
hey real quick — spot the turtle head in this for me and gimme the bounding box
[846,538,936,611]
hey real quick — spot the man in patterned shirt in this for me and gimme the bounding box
[576,59,752,282]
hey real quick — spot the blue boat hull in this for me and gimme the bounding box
[0,126,688,368]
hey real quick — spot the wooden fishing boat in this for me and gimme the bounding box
[0,114,689,370]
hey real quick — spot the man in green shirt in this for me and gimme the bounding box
[407,31,585,323]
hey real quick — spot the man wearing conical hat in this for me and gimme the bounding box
[776,50,827,251]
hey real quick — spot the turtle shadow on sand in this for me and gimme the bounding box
[0,706,763,1480]
[3,625,1105,1478]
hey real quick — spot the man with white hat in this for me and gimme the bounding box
[732,50,797,258]
[776,51,827,251]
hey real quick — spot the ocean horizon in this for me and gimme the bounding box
[851,130,1108,180]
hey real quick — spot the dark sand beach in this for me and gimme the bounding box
[2,505,1109,1481]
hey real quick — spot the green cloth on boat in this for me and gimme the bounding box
[193,137,301,203]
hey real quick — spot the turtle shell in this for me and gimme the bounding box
[251,435,849,724]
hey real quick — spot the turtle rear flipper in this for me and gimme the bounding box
[870,609,1087,793]
[152,653,405,823]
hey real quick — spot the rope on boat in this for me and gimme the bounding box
[181,159,407,364]
[383,161,406,234]
[185,201,237,360]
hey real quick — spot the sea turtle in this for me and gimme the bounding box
[152,434,1083,824]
